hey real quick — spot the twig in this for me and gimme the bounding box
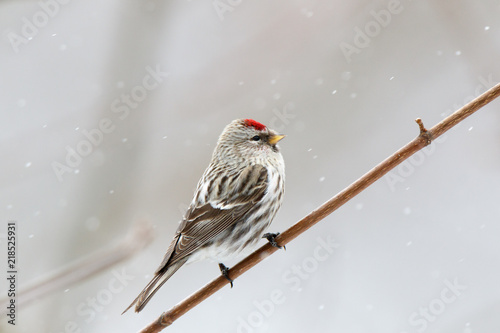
[0,220,154,313]
[139,82,500,333]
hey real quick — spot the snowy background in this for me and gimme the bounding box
[1,0,500,332]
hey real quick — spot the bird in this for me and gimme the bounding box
[123,118,286,313]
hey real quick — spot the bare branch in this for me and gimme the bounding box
[139,82,500,333]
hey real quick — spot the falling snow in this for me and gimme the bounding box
[341,71,351,80]
[301,8,314,18]
[4,3,499,333]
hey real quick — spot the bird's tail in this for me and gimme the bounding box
[122,258,187,314]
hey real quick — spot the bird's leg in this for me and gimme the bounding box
[218,263,233,288]
[263,232,285,250]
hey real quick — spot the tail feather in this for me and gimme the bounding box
[122,259,187,314]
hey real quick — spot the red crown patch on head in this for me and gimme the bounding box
[244,119,266,131]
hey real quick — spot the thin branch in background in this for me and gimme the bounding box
[137,82,500,333]
[0,219,154,313]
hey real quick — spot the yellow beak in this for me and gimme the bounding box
[268,134,286,145]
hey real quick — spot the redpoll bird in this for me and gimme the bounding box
[123,119,285,313]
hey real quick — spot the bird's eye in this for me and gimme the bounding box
[251,135,261,141]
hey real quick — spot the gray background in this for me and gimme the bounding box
[1,0,500,332]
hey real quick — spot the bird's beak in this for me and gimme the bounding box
[268,134,286,145]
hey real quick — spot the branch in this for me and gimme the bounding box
[0,220,154,313]
[139,82,500,333]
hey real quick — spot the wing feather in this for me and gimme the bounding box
[155,164,268,270]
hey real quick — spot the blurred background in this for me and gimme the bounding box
[1,0,500,332]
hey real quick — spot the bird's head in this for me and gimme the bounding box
[214,119,285,162]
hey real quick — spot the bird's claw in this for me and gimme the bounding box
[219,263,233,288]
[263,232,285,250]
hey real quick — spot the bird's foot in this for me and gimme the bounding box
[263,232,285,250]
[219,263,233,288]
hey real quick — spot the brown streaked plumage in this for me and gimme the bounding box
[123,119,285,314]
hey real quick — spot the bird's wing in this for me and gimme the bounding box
[155,164,269,272]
